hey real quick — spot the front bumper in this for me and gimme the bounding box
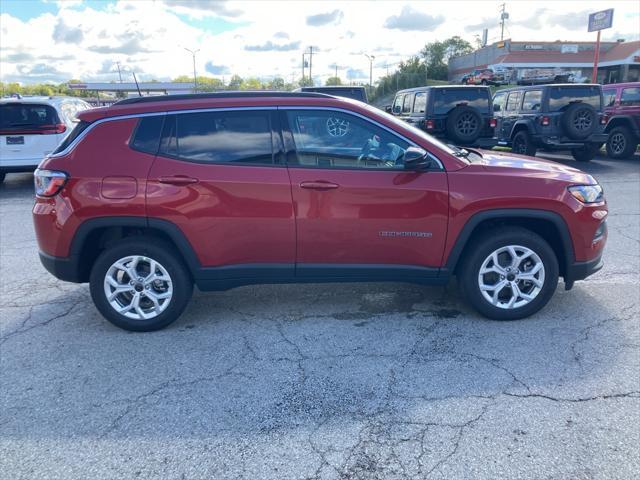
[564,254,603,290]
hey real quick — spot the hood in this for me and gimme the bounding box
[475,150,597,184]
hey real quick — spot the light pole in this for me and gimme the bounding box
[184,47,199,93]
[364,54,375,90]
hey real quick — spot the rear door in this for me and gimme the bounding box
[0,102,63,167]
[503,91,522,140]
[406,91,427,128]
[146,108,296,276]
[619,86,640,133]
[492,91,508,142]
[282,108,449,278]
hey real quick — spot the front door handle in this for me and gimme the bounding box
[158,175,199,185]
[299,181,339,190]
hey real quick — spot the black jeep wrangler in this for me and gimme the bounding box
[388,86,497,148]
[493,84,608,162]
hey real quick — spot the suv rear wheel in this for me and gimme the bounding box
[571,143,600,162]
[446,106,482,144]
[561,103,597,140]
[89,237,193,331]
[512,130,537,157]
[459,227,559,320]
[606,126,638,159]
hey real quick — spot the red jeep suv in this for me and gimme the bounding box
[33,92,608,331]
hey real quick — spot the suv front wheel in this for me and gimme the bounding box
[459,227,559,320]
[89,237,193,331]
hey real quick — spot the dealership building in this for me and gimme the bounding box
[449,39,640,84]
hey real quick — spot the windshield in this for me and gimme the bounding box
[363,103,459,158]
[548,86,602,112]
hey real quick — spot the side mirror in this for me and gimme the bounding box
[385,105,392,113]
[392,105,401,115]
[403,146,431,170]
[493,104,501,112]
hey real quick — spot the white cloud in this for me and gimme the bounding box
[1,0,639,85]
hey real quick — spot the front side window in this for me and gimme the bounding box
[522,90,542,111]
[392,94,404,114]
[506,92,521,111]
[160,110,273,164]
[621,87,640,106]
[286,110,410,169]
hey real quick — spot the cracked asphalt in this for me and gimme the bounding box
[1,152,639,479]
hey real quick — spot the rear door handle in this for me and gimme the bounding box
[158,175,199,185]
[299,181,339,190]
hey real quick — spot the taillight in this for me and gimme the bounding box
[600,115,608,125]
[0,123,66,135]
[489,118,497,128]
[425,119,434,130]
[540,116,550,126]
[34,169,68,197]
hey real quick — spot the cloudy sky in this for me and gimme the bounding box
[1,0,639,85]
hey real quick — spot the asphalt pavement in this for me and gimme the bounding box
[1,152,639,479]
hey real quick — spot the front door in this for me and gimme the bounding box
[282,108,449,280]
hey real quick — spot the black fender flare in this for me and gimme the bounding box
[605,115,638,134]
[509,120,535,140]
[69,216,202,276]
[444,208,575,274]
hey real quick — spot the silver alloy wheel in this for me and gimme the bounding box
[326,117,349,137]
[103,255,173,320]
[610,132,626,154]
[573,110,593,131]
[478,245,545,310]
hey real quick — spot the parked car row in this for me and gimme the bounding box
[387,82,639,162]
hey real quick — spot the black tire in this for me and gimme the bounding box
[446,106,482,144]
[89,237,193,332]
[512,130,537,157]
[571,143,600,162]
[458,227,559,320]
[606,126,638,159]
[561,103,597,140]
[481,79,488,85]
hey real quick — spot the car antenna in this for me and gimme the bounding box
[131,70,142,97]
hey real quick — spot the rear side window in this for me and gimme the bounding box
[52,120,91,154]
[522,90,542,111]
[160,110,273,164]
[131,116,164,155]
[0,103,60,131]
[506,92,521,111]
[548,86,602,111]
[603,90,616,107]
[620,87,640,106]
[413,92,426,113]
[433,88,490,115]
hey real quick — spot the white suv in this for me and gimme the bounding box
[0,96,91,183]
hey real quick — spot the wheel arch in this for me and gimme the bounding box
[510,121,533,140]
[69,217,200,282]
[604,115,635,133]
[445,209,575,279]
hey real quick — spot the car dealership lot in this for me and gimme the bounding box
[1,153,639,479]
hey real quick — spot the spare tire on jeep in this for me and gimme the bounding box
[446,106,482,144]
[561,103,597,140]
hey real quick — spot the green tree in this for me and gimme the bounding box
[325,76,342,86]
[228,74,243,89]
[421,36,473,81]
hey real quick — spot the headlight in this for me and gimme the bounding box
[568,185,603,204]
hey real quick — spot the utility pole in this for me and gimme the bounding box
[335,64,338,78]
[309,46,314,85]
[500,3,508,41]
[184,47,199,93]
[116,62,123,83]
[364,54,375,90]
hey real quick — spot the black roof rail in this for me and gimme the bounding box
[114,90,333,105]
